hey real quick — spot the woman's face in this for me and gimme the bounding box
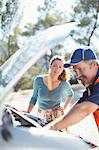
[50,59,64,77]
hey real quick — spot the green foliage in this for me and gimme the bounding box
[7,26,20,57]
[21,23,34,36]
[0,0,19,35]
[75,37,88,45]
[14,66,45,91]
[0,56,5,65]
[72,0,99,46]
[32,0,68,34]
[0,0,23,62]
[74,4,82,13]
[37,0,56,18]
[0,40,8,65]
[80,0,99,13]
[38,14,58,28]
[79,18,91,26]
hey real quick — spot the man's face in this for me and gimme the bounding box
[72,61,96,86]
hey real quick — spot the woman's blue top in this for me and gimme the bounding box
[30,75,74,109]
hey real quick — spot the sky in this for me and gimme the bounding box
[19,0,99,53]
[19,0,78,52]
[20,0,76,24]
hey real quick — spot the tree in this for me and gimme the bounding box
[0,0,22,40]
[71,0,99,46]
[0,0,23,63]
[32,0,68,35]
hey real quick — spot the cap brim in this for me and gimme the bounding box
[64,59,73,68]
[64,60,81,68]
[64,63,71,68]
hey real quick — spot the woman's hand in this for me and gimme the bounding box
[19,110,29,114]
[57,106,65,111]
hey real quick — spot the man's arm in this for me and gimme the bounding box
[49,101,98,130]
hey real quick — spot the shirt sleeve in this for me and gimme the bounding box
[62,81,74,102]
[78,90,88,103]
[86,83,99,105]
[78,82,99,105]
[29,77,39,104]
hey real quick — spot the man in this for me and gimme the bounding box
[47,47,99,131]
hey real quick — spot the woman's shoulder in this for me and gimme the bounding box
[61,80,69,84]
[34,75,44,82]
[61,80,71,87]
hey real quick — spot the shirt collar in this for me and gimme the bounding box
[94,67,99,83]
[88,67,99,91]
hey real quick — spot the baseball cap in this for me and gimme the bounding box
[64,48,97,68]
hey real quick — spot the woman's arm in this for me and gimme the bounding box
[27,77,39,113]
[63,96,73,110]
[27,103,35,113]
[62,80,74,110]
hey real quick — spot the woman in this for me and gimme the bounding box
[27,55,74,123]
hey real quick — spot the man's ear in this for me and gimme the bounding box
[91,60,97,68]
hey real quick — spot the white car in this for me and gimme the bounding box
[0,105,94,150]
